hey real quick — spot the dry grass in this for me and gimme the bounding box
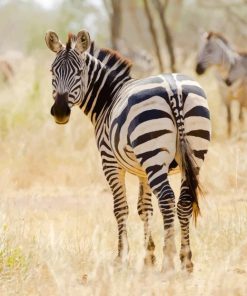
[0,55,247,295]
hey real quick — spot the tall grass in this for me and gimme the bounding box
[0,53,246,295]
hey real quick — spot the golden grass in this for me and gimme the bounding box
[0,55,247,295]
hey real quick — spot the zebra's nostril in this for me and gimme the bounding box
[225,79,232,86]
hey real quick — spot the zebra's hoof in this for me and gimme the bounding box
[181,261,194,273]
[114,256,121,265]
[161,259,175,273]
[144,254,156,266]
[113,255,129,266]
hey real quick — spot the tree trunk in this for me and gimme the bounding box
[153,0,177,72]
[143,0,164,72]
[104,0,123,50]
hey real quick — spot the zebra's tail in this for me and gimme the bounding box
[179,139,201,225]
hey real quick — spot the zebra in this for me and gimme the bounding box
[45,29,211,272]
[196,31,247,136]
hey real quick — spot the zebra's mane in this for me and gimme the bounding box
[66,32,76,51]
[207,32,229,45]
[89,42,132,76]
[208,32,247,56]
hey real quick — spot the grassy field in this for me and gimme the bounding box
[0,55,247,295]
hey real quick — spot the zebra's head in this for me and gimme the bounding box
[225,55,247,86]
[45,30,90,124]
[196,32,231,75]
[224,63,237,86]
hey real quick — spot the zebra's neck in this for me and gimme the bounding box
[79,47,132,125]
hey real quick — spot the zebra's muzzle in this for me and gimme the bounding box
[51,93,71,124]
[195,63,205,75]
[224,78,232,86]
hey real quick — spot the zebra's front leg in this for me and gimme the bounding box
[106,167,129,262]
[177,178,194,272]
[137,177,156,265]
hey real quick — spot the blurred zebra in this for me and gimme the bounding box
[196,31,247,136]
[225,52,247,86]
[45,30,211,272]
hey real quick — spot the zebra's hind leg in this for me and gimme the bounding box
[106,167,129,263]
[137,177,156,266]
[239,104,245,133]
[177,177,195,273]
[146,167,176,272]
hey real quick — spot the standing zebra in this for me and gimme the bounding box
[45,30,211,272]
[196,31,247,136]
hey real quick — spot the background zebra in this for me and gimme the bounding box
[196,31,247,137]
[225,52,247,86]
[45,29,211,272]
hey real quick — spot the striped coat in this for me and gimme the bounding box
[45,30,211,272]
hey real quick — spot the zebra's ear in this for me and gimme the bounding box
[45,31,64,53]
[202,32,209,40]
[75,30,91,54]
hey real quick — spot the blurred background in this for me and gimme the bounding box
[0,1,247,294]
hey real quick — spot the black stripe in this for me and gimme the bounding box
[184,106,210,119]
[193,149,208,160]
[150,175,166,189]
[183,85,206,102]
[169,159,178,171]
[136,148,169,165]
[146,165,164,179]
[84,67,106,115]
[132,129,172,148]
[128,109,173,135]
[186,129,210,140]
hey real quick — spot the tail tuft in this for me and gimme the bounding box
[180,140,202,226]
[192,200,200,226]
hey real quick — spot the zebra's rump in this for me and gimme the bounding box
[109,73,210,176]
